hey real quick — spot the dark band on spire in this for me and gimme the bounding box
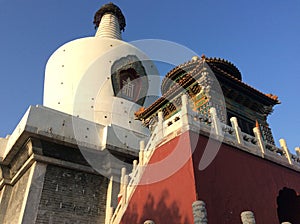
[93,2,126,31]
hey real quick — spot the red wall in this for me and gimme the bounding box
[121,132,197,224]
[121,131,300,224]
[191,132,300,224]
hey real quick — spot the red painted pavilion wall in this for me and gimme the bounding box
[121,132,197,224]
[191,132,300,224]
[121,130,300,224]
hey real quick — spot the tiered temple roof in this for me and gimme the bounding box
[135,55,280,120]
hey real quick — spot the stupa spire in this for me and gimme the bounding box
[93,2,126,39]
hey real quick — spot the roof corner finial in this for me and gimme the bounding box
[265,93,279,101]
[192,56,200,61]
[255,120,260,129]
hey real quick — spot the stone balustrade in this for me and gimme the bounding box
[241,211,256,224]
[192,200,208,224]
[144,220,155,224]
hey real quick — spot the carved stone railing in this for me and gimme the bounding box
[265,142,285,157]
[109,125,160,224]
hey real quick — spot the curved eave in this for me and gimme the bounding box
[135,73,197,120]
[162,57,242,94]
[136,57,280,120]
[211,64,280,106]
[161,61,196,94]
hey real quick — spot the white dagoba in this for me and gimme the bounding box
[43,3,159,142]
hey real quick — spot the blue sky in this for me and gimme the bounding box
[0,0,299,151]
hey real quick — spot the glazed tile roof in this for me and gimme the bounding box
[135,56,280,120]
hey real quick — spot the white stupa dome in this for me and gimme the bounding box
[43,3,160,131]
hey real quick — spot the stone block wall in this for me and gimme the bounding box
[0,137,112,224]
[2,165,33,223]
[35,164,108,224]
